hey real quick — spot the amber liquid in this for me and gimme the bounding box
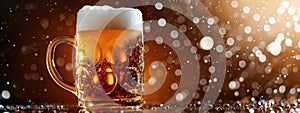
[75,30,144,108]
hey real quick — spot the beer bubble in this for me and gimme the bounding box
[155,2,163,10]
[155,36,164,44]
[56,57,65,67]
[65,62,73,71]
[44,88,47,92]
[158,18,166,27]
[30,64,38,71]
[1,90,10,99]
[199,36,214,50]
[40,18,49,30]
[171,83,178,90]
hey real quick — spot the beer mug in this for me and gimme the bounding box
[46,5,144,110]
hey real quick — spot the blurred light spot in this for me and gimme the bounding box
[227,37,234,46]
[171,83,178,90]
[207,18,215,25]
[158,18,166,27]
[154,2,163,10]
[40,18,49,30]
[65,62,73,71]
[30,64,38,71]
[231,1,238,8]
[175,69,182,76]
[279,85,286,93]
[148,77,156,85]
[155,36,164,44]
[253,13,261,21]
[56,57,65,67]
[1,90,10,99]
[176,93,184,102]
[243,6,251,14]
[199,36,214,50]
[239,60,246,68]
[244,26,252,34]
[229,81,240,90]
[193,17,199,24]
[172,40,180,48]
[170,30,179,39]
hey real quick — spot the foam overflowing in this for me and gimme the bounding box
[77,5,143,32]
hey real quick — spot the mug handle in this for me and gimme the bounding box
[46,36,76,95]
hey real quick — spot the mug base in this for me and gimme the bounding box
[78,100,143,113]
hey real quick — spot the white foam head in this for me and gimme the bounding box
[77,5,143,32]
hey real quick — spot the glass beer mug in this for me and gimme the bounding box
[46,5,144,110]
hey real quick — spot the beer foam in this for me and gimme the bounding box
[77,5,143,31]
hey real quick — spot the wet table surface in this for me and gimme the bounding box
[1,103,300,113]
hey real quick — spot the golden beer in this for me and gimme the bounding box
[75,29,143,108]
